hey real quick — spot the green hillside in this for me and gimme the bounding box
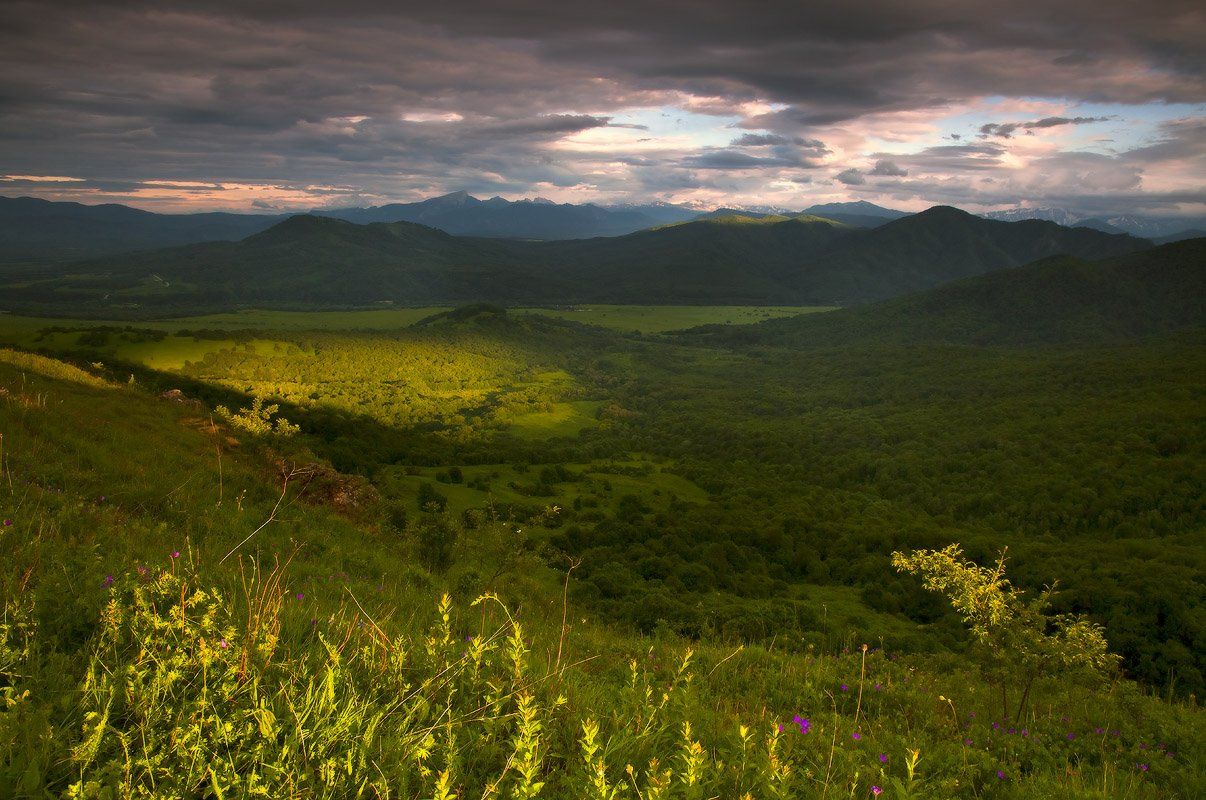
[2,329,1203,796]
[700,237,1205,347]
[0,238,1203,796]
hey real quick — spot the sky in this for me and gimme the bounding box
[0,0,1203,216]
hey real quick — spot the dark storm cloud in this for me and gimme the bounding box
[881,143,1010,172]
[979,116,1110,138]
[869,160,908,177]
[835,168,865,185]
[0,0,1203,209]
[685,150,820,170]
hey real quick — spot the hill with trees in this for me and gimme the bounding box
[0,207,1152,316]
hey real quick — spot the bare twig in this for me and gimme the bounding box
[218,466,297,564]
[554,556,581,675]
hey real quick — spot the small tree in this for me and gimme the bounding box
[892,544,1118,722]
[216,396,300,437]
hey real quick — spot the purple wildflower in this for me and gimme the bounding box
[1137,763,1149,772]
[103,574,114,587]
[792,715,811,735]
[1139,743,1148,750]
[296,592,304,600]
[2,519,11,526]
[1066,733,1076,740]
[878,753,888,763]
[992,722,1001,731]
[840,684,850,692]
[874,682,882,691]
[997,770,1006,780]
[170,550,180,559]
[964,738,973,746]
[219,639,229,649]
[1021,728,1029,737]
[852,732,862,741]
[1094,727,1104,735]
[871,787,882,797]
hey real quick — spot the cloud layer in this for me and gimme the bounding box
[1,0,1202,214]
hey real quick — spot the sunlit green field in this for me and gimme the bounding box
[513,304,834,332]
[0,304,831,338]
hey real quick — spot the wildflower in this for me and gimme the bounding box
[792,715,811,734]
[852,732,862,741]
[103,574,114,587]
[2,519,11,526]
[1021,728,1029,737]
[137,565,148,576]
[840,684,850,692]
[871,787,883,796]
[1137,763,1149,772]
[874,682,882,691]
[992,722,1001,730]
[1094,727,1104,735]
[170,550,180,559]
[1066,733,1076,740]
[997,770,1006,780]
[1139,743,1148,750]
[1008,728,1016,735]
[219,639,229,649]
[296,592,304,600]
[963,738,973,746]
[878,753,888,763]
[777,724,784,733]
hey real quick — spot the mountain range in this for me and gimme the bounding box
[0,196,282,263]
[0,194,918,265]
[310,190,700,239]
[981,207,1206,240]
[0,204,1155,316]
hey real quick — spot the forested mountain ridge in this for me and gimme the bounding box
[0,206,1153,316]
[690,237,1205,347]
[0,195,283,263]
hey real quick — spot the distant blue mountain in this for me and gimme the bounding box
[312,191,695,239]
[0,196,283,263]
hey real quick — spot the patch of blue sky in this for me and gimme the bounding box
[603,105,776,148]
[936,97,1203,151]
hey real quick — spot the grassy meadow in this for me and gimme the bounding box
[0,305,1202,798]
